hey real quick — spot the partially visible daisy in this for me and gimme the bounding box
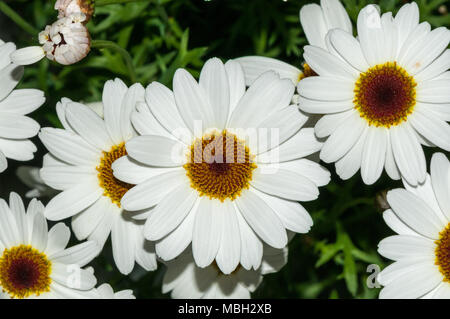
[162,245,287,299]
[93,283,135,299]
[113,58,329,274]
[0,39,45,173]
[234,0,352,86]
[38,79,157,275]
[377,152,450,299]
[0,192,100,299]
[55,0,94,22]
[11,14,90,66]
[16,166,57,198]
[297,2,450,185]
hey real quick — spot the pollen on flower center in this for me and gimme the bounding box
[0,245,52,299]
[297,63,317,83]
[435,223,450,283]
[184,130,256,201]
[354,62,417,127]
[97,142,134,207]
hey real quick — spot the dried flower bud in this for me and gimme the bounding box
[11,15,91,66]
[375,190,390,212]
[55,0,94,22]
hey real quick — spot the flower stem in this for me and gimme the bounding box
[0,1,39,36]
[91,40,138,83]
[95,0,151,6]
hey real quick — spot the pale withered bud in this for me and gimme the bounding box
[11,14,91,66]
[55,0,95,22]
[375,190,390,212]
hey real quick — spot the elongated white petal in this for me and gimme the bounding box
[10,46,45,65]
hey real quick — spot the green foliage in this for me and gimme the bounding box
[0,0,449,299]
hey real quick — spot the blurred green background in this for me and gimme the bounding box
[0,0,449,299]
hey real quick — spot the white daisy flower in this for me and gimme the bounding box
[377,152,450,299]
[162,245,287,299]
[0,39,44,173]
[234,0,352,86]
[297,2,450,185]
[113,57,329,274]
[93,283,135,299]
[38,79,157,275]
[16,166,58,198]
[0,192,100,299]
[11,14,90,66]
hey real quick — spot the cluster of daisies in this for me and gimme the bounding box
[0,0,449,299]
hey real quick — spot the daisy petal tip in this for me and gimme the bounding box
[10,46,45,66]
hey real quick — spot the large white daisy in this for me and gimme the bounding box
[162,245,287,299]
[0,192,100,299]
[377,152,450,299]
[0,38,45,173]
[38,79,157,275]
[113,57,330,274]
[297,2,450,185]
[234,0,352,86]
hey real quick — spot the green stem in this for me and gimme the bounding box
[0,1,39,36]
[91,39,137,83]
[95,0,151,6]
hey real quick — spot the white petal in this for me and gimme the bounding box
[45,223,71,256]
[394,2,419,50]
[0,64,23,101]
[415,49,450,82]
[120,83,144,141]
[44,180,102,221]
[102,78,128,144]
[0,89,45,115]
[387,189,444,239]
[409,108,450,151]
[298,76,354,102]
[111,214,135,275]
[257,128,322,163]
[329,29,369,72]
[65,102,114,151]
[251,167,319,202]
[10,46,45,65]
[40,164,96,191]
[120,168,185,211]
[417,78,450,104]
[430,153,450,220]
[0,138,36,161]
[30,211,48,252]
[361,126,388,185]
[378,235,435,261]
[235,188,287,249]
[229,71,294,129]
[144,182,198,241]
[51,263,96,290]
[173,68,215,132]
[357,5,385,66]
[320,0,352,33]
[335,127,367,180]
[0,150,6,173]
[145,82,187,137]
[314,110,353,138]
[39,128,100,166]
[71,196,109,240]
[382,209,418,236]
[215,200,241,274]
[0,42,15,69]
[0,199,20,247]
[384,132,401,180]
[276,158,331,187]
[299,4,327,49]
[303,45,358,78]
[112,155,176,184]
[224,60,246,118]
[50,240,100,267]
[0,113,39,139]
[320,111,366,163]
[155,201,198,261]
[390,122,426,185]
[298,96,353,114]
[192,198,222,268]
[199,58,230,129]
[236,206,263,270]
[125,135,185,167]
[234,56,301,85]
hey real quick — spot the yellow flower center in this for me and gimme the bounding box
[354,62,417,127]
[184,130,256,201]
[0,245,51,299]
[97,143,134,207]
[297,63,317,83]
[435,223,450,283]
